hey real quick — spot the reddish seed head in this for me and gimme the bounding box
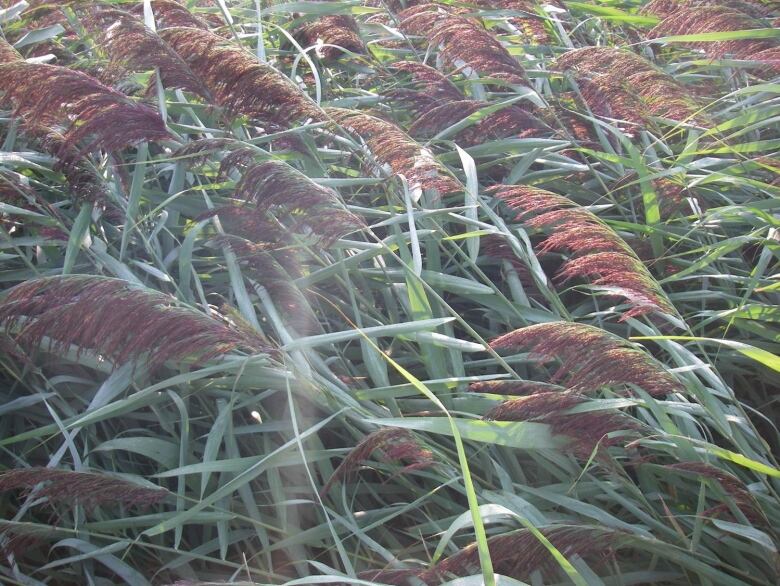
[558,251,676,319]
[296,15,365,59]
[489,184,576,216]
[0,521,53,559]
[0,275,274,371]
[399,5,530,86]
[391,61,464,107]
[216,234,316,334]
[329,108,460,197]
[0,62,169,163]
[648,7,780,75]
[663,462,767,524]
[387,61,542,144]
[641,0,774,19]
[129,0,213,30]
[0,468,168,510]
[489,185,676,319]
[0,38,22,63]
[159,27,325,127]
[408,100,544,145]
[84,8,211,99]
[469,379,567,395]
[490,321,684,397]
[321,428,434,496]
[554,47,702,125]
[363,526,624,583]
[484,392,643,459]
[232,160,364,244]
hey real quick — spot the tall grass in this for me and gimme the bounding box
[1,0,779,584]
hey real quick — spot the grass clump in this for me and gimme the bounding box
[1,0,779,584]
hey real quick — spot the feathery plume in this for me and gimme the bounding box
[0,275,272,370]
[0,112,111,205]
[399,5,529,86]
[490,321,684,397]
[328,108,460,197]
[236,160,341,212]
[389,61,464,114]
[641,0,775,20]
[159,27,325,127]
[46,138,111,205]
[386,61,543,143]
[548,94,603,148]
[130,0,212,30]
[425,526,623,582]
[84,8,210,98]
[484,391,642,457]
[554,48,701,125]
[490,185,676,318]
[408,100,544,145]
[215,235,315,334]
[231,160,363,243]
[648,7,780,73]
[479,233,531,274]
[469,379,567,395]
[523,207,630,254]
[557,252,676,319]
[296,15,365,58]
[0,521,59,559]
[491,184,577,214]
[366,526,625,583]
[0,37,21,63]
[0,62,169,163]
[217,146,260,177]
[0,467,167,509]
[173,138,236,168]
[663,462,767,523]
[474,0,554,45]
[201,205,288,243]
[321,428,434,495]
[235,160,314,205]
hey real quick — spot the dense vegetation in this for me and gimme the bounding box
[1,0,779,584]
